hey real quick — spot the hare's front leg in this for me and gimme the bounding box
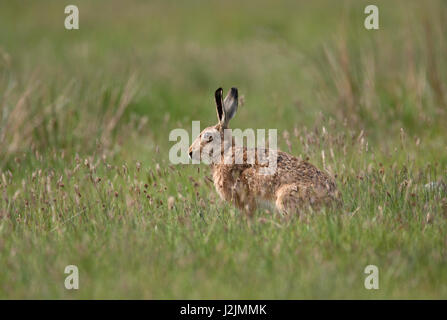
[232,181,256,216]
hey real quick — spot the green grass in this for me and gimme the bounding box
[0,0,447,299]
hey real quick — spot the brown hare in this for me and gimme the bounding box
[188,87,341,216]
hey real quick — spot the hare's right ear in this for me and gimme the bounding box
[214,87,224,123]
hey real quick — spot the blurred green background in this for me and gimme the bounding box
[0,0,446,299]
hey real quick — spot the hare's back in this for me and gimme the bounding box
[241,150,336,196]
[275,151,336,190]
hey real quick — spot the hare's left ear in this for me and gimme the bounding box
[214,87,224,123]
[221,87,238,128]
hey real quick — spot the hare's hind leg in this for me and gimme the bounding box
[275,183,303,214]
[275,183,320,214]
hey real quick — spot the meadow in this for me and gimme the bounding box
[0,0,446,299]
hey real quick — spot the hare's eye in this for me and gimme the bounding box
[203,133,213,142]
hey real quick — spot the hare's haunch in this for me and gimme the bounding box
[188,87,341,215]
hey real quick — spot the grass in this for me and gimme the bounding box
[0,0,447,299]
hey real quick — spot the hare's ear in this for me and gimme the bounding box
[214,87,224,123]
[222,87,238,128]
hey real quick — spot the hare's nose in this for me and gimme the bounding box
[189,151,193,158]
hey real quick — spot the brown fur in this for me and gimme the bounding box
[189,88,341,216]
